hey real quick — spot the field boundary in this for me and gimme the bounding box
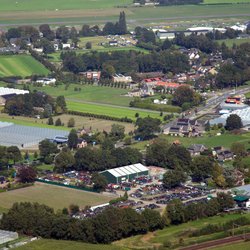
[35,179,99,193]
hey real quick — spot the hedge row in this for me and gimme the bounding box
[66,110,133,123]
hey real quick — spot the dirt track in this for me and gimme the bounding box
[180,233,250,250]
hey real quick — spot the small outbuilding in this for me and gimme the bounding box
[100,163,149,184]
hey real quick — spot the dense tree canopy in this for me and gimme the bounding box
[225,114,243,131]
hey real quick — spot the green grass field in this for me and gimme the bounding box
[30,84,132,106]
[211,241,250,250]
[114,213,250,249]
[0,55,50,77]
[1,2,250,26]
[204,0,250,3]
[0,182,113,211]
[132,132,250,150]
[67,101,163,120]
[0,0,131,11]
[15,239,127,250]
[0,113,69,131]
[218,38,250,48]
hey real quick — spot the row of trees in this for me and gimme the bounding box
[4,12,127,45]
[0,193,234,244]
[4,93,66,117]
[62,49,190,75]
[0,202,164,244]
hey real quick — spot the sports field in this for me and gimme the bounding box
[15,239,127,250]
[0,182,113,211]
[67,101,163,120]
[0,55,50,77]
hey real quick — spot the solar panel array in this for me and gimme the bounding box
[0,122,69,148]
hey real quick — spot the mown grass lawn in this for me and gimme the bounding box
[15,239,128,250]
[0,182,113,211]
[217,38,250,48]
[0,55,50,77]
[204,0,250,3]
[30,84,132,107]
[67,101,163,120]
[0,0,132,11]
[211,241,250,250]
[131,132,250,150]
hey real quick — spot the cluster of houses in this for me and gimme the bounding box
[187,143,235,162]
[164,118,204,137]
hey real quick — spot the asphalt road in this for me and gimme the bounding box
[162,86,250,131]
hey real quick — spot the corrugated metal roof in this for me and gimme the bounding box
[101,164,149,178]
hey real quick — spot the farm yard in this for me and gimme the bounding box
[0,55,50,77]
[0,1,250,26]
[0,182,113,211]
[15,239,127,250]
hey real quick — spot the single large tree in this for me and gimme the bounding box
[17,166,37,183]
[54,148,75,173]
[135,117,161,140]
[118,11,127,35]
[225,114,243,131]
[68,129,78,149]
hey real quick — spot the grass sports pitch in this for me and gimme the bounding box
[0,182,113,211]
[0,55,50,77]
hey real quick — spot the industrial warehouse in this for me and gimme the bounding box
[100,164,149,184]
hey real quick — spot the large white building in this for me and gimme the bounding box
[211,107,250,126]
[0,87,29,97]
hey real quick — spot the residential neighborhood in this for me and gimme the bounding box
[0,1,250,250]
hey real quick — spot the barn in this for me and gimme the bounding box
[100,163,149,184]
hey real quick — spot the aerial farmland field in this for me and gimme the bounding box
[0,1,250,26]
[0,55,50,77]
[67,101,163,120]
[0,182,113,211]
[15,239,127,250]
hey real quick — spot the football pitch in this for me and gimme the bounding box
[0,55,50,77]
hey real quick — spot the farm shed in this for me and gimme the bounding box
[100,163,149,184]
